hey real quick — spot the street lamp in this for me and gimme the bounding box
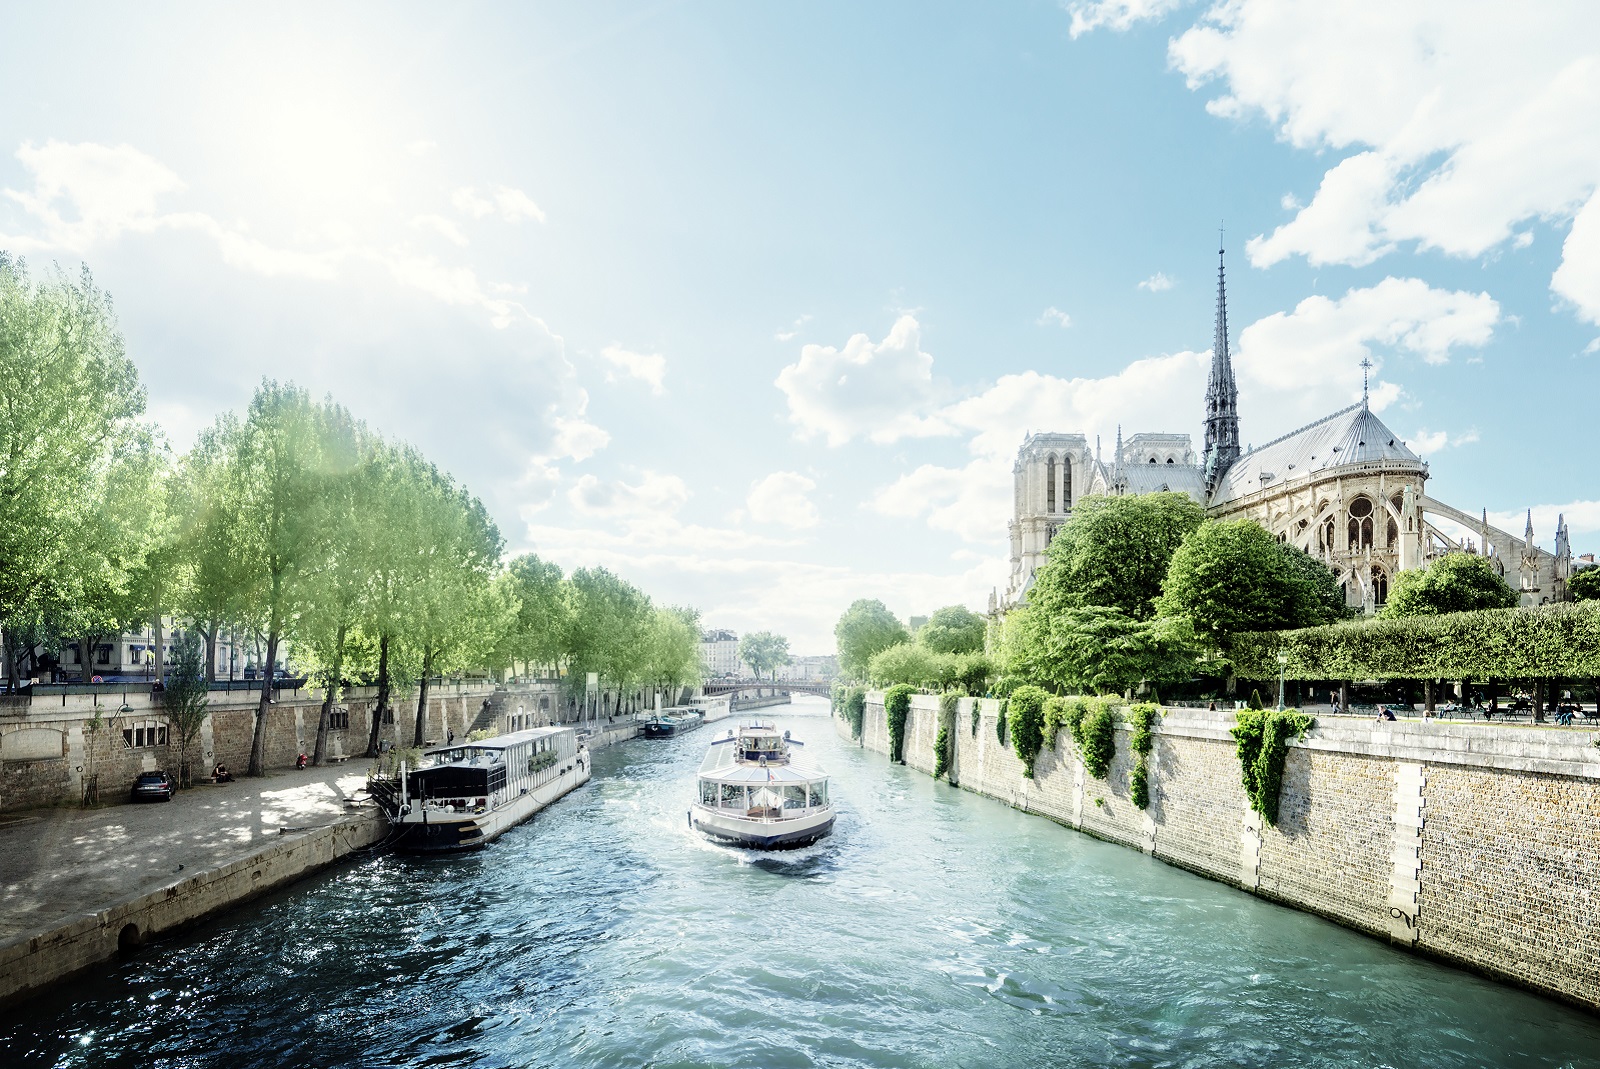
[1276,651,1289,712]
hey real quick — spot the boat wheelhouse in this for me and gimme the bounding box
[690,721,834,849]
[382,725,589,853]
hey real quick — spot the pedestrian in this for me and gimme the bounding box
[447,729,455,745]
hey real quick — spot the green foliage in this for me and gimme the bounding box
[1228,601,1600,681]
[996,698,1009,745]
[163,632,210,786]
[1023,604,1198,696]
[1127,702,1158,810]
[1007,684,1048,777]
[1031,493,1206,620]
[1571,568,1600,602]
[970,702,981,737]
[1231,710,1315,825]
[884,684,916,764]
[499,553,571,675]
[835,599,909,679]
[1158,519,1347,644]
[738,630,791,679]
[841,687,867,740]
[933,691,959,779]
[868,641,946,687]
[950,651,993,696]
[918,605,987,655]
[1248,689,1265,710]
[1380,553,1519,618]
[1077,699,1118,780]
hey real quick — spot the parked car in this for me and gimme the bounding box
[130,770,175,802]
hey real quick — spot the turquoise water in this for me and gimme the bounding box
[3,695,1598,1068]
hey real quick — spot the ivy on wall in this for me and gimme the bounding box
[1007,685,1049,776]
[885,684,915,764]
[1227,601,1600,681]
[1231,709,1315,824]
[1127,702,1158,809]
[1075,700,1118,780]
[934,691,959,779]
[841,687,867,741]
[996,698,1010,746]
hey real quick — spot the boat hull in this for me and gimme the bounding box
[690,805,834,850]
[394,759,591,854]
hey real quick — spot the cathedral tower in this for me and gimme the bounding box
[1202,245,1241,495]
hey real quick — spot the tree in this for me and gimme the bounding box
[1034,606,1196,696]
[645,606,702,702]
[172,414,251,682]
[738,631,790,679]
[499,553,570,678]
[917,605,987,655]
[867,641,949,688]
[228,382,331,776]
[0,257,146,690]
[1032,493,1206,620]
[1573,568,1600,603]
[834,599,909,679]
[564,567,654,717]
[1380,552,1520,618]
[1158,520,1345,644]
[163,631,210,787]
[1281,543,1353,626]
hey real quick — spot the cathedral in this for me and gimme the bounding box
[1004,248,1573,615]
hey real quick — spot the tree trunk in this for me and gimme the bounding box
[412,648,435,747]
[365,633,390,758]
[204,622,218,684]
[1339,680,1350,714]
[153,613,165,687]
[1424,678,1435,717]
[1533,678,1545,723]
[313,624,344,766]
[248,629,279,776]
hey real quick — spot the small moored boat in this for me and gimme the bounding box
[690,721,833,849]
[642,708,706,739]
[380,726,589,853]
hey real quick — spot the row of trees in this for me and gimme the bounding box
[0,256,701,777]
[833,601,991,691]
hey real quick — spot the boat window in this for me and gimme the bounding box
[700,779,717,805]
[809,782,827,807]
[720,783,745,808]
[783,785,807,810]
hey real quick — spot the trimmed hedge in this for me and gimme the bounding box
[1227,601,1600,681]
[885,684,915,763]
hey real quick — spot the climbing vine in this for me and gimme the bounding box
[1231,709,1315,824]
[971,701,981,737]
[995,698,1010,746]
[1127,702,1158,809]
[934,691,959,779]
[841,687,867,741]
[885,684,916,764]
[1076,699,1118,780]
[1007,685,1048,777]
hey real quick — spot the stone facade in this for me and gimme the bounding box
[0,680,568,812]
[847,693,1600,1011]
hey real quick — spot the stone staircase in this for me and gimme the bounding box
[466,690,512,735]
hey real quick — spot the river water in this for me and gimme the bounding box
[4,696,1598,1068]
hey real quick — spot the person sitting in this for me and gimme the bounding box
[1375,705,1397,722]
[212,763,233,783]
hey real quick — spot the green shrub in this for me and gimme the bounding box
[885,684,916,764]
[971,701,981,737]
[843,687,867,740]
[1127,702,1159,810]
[1007,685,1049,777]
[996,698,1009,745]
[1077,700,1118,780]
[1231,709,1314,824]
[934,692,959,779]
[1248,689,1265,710]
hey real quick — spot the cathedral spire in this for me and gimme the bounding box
[1203,243,1242,495]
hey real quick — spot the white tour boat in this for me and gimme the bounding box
[387,726,590,853]
[690,721,834,849]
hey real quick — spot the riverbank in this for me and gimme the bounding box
[846,692,1600,1014]
[0,762,386,1007]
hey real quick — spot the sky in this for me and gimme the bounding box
[1,1,1597,653]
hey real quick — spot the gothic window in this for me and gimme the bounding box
[1166,457,1175,464]
[1386,519,1398,547]
[1063,462,1072,509]
[1348,497,1374,549]
[1148,457,1156,464]
[1372,566,1388,606]
[1045,456,1056,513]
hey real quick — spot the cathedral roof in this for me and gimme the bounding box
[1209,403,1425,506]
[1120,462,1207,498]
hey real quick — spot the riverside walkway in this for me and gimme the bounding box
[0,762,383,1003]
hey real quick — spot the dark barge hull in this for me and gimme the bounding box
[691,814,835,850]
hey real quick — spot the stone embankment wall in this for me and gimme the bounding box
[844,694,1600,1012]
[0,680,569,812]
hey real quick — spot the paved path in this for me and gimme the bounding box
[0,762,377,944]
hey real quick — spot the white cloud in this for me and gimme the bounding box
[1407,427,1477,456]
[600,345,667,394]
[568,470,690,518]
[493,186,546,224]
[405,140,438,157]
[1161,2,1600,321]
[410,213,469,246]
[1037,306,1073,327]
[453,185,546,224]
[1138,272,1174,292]
[549,417,610,463]
[1065,0,1187,38]
[1487,502,1600,543]
[774,314,944,446]
[774,313,812,342]
[746,471,820,529]
[3,140,184,249]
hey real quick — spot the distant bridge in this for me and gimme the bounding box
[702,679,834,698]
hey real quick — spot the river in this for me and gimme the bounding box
[3,695,1597,1068]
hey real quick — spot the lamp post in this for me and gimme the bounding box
[1277,651,1289,712]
